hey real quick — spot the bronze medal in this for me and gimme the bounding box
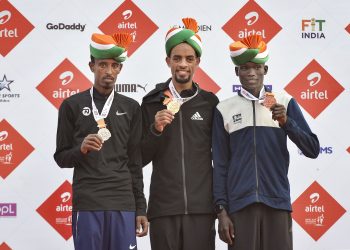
[263,93,276,109]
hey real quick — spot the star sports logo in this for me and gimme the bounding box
[36,58,92,109]
[99,0,158,57]
[222,0,281,43]
[0,74,20,102]
[284,60,344,118]
[292,181,346,241]
[0,0,34,56]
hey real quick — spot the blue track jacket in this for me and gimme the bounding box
[212,89,319,214]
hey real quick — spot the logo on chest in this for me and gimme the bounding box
[232,113,242,124]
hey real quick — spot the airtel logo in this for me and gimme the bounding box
[59,71,74,86]
[122,10,132,20]
[310,193,320,203]
[0,10,11,25]
[60,192,71,203]
[307,72,321,86]
[245,12,259,26]
[0,131,9,141]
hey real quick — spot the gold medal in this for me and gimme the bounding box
[167,100,181,114]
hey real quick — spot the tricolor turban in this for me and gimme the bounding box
[90,32,133,63]
[165,17,202,57]
[229,34,269,66]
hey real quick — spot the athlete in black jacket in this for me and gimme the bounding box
[54,32,148,250]
[141,18,219,250]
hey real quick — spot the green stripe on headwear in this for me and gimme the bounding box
[165,29,202,57]
[90,46,127,63]
[231,49,269,66]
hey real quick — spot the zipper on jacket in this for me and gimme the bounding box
[252,101,259,202]
[179,111,188,214]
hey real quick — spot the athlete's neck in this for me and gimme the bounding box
[173,81,193,94]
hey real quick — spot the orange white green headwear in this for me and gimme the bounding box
[165,17,202,57]
[90,32,133,63]
[229,34,269,66]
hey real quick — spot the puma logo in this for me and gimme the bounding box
[137,83,148,92]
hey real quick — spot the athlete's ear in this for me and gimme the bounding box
[89,62,95,72]
[264,65,268,75]
[165,57,170,67]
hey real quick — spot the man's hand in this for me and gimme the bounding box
[154,109,174,133]
[136,216,148,237]
[270,103,287,126]
[80,134,103,154]
[218,209,235,246]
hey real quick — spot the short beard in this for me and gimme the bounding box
[175,75,191,84]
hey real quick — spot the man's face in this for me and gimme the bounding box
[89,58,123,91]
[235,62,268,93]
[166,43,200,85]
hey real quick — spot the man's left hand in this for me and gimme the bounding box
[136,216,148,237]
[270,103,287,126]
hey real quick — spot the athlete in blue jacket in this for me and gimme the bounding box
[212,34,319,250]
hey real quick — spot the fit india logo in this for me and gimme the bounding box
[0,0,34,57]
[292,181,346,241]
[36,58,92,110]
[98,0,158,57]
[284,59,344,119]
[37,180,73,240]
[0,242,12,250]
[0,119,34,179]
[222,0,281,43]
[193,67,221,94]
[301,18,326,39]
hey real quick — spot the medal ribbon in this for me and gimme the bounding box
[90,87,114,126]
[240,87,266,103]
[168,81,198,104]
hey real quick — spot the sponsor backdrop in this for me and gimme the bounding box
[0,0,349,249]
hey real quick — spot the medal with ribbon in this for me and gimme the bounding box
[163,81,198,114]
[90,87,114,142]
[240,87,276,109]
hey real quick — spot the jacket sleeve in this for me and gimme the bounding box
[141,102,163,166]
[128,104,147,216]
[283,98,320,158]
[53,100,84,168]
[212,107,230,206]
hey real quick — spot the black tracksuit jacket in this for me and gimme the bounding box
[54,88,146,215]
[141,79,219,220]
